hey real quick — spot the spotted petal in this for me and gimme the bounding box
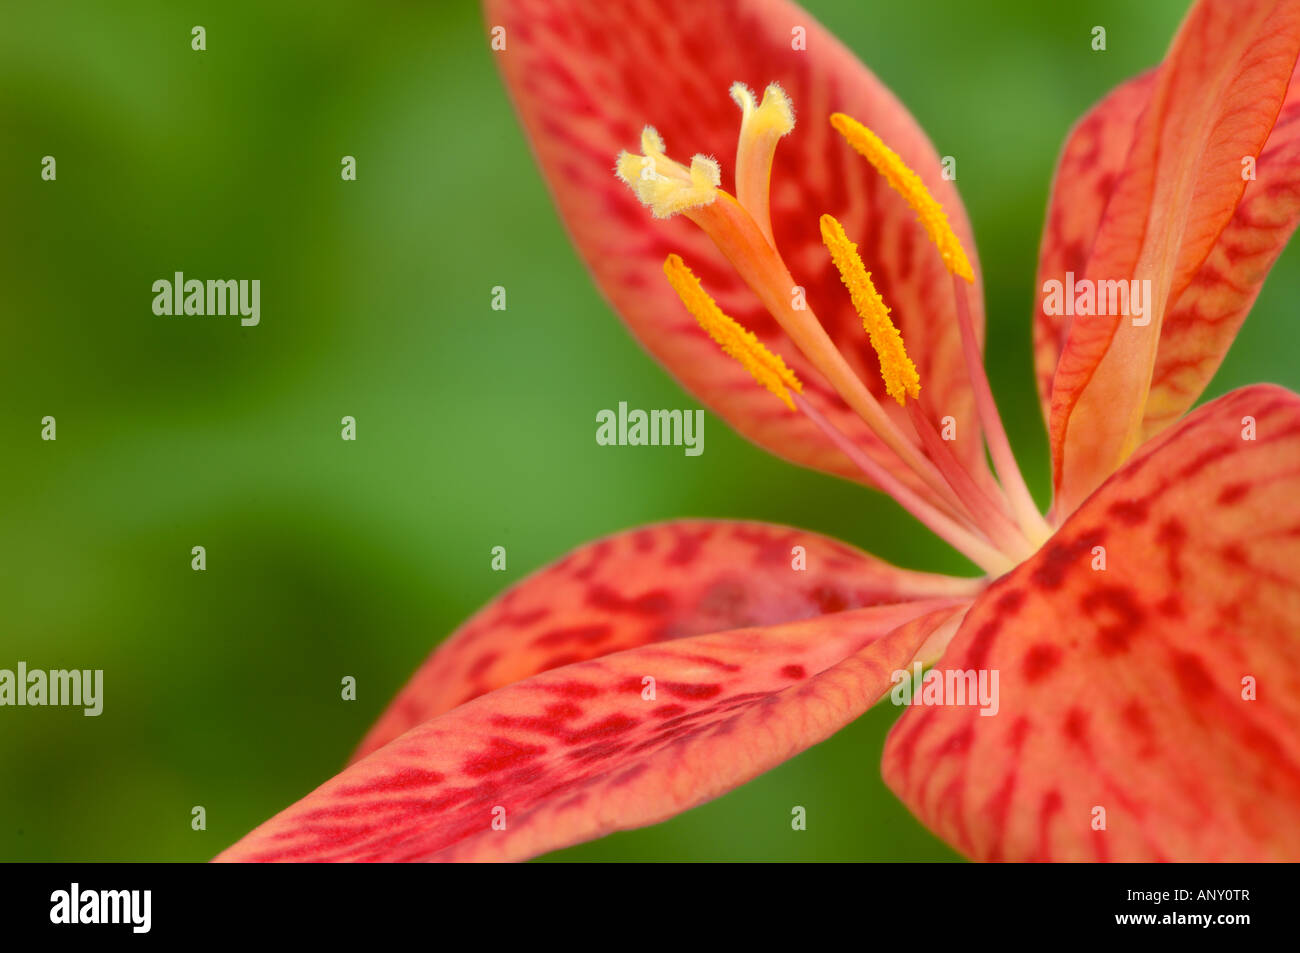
[218,601,962,862]
[1036,63,1300,452]
[885,385,1300,862]
[355,519,977,760]
[1046,0,1300,516]
[1143,75,1300,440]
[1034,71,1156,424]
[487,0,985,492]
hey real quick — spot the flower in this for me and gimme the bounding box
[217,0,1300,862]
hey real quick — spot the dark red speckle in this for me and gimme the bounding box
[995,588,1026,616]
[666,529,708,566]
[662,681,723,700]
[965,619,1002,670]
[462,737,547,776]
[1217,482,1250,505]
[565,712,640,743]
[1171,651,1214,698]
[1079,585,1145,655]
[531,623,614,648]
[465,651,499,680]
[587,584,673,615]
[809,586,848,614]
[338,767,444,797]
[1221,542,1249,567]
[1022,643,1062,682]
[1031,528,1107,590]
[1107,498,1149,525]
[652,703,688,719]
[1063,707,1090,749]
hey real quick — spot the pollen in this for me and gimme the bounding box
[615,126,720,218]
[830,113,974,283]
[662,253,803,410]
[819,214,920,405]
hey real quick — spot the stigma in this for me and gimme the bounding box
[614,128,721,218]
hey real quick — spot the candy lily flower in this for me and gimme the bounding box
[219,0,1300,862]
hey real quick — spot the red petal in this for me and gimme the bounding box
[355,519,976,760]
[1047,0,1300,516]
[218,601,963,862]
[487,0,985,491]
[884,384,1300,861]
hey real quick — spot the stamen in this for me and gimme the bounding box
[615,126,721,219]
[676,193,970,518]
[614,103,993,543]
[832,113,1051,548]
[663,254,803,410]
[904,401,1034,561]
[950,276,1051,545]
[830,113,974,283]
[820,216,1028,554]
[793,392,1014,576]
[819,214,920,405]
[730,82,795,246]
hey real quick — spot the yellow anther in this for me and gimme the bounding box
[615,126,720,219]
[663,254,803,410]
[819,214,920,405]
[830,113,974,283]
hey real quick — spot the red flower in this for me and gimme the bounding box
[219,0,1300,862]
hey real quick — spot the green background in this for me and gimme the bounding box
[2,0,1295,862]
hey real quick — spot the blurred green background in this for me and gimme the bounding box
[2,0,1295,862]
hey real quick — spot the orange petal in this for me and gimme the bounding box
[1048,0,1300,517]
[1034,71,1156,426]
[1144,75,1300,439]
[218,601,963,862]
[1037,69,1300,449]
[884,384,1300,861]
[487,0,985,491]
[355,519,977,760]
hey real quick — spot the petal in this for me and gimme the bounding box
[355,519,977,760]
[488,0,985,491]
[1033,71,1156,425]
[1144,75,1300,439]
[884,384,1300,862]
[1036,68,1300,447]
[217,601,963,862]
[1047,0,1300,516]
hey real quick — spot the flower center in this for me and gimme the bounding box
[615,83,1052,575]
